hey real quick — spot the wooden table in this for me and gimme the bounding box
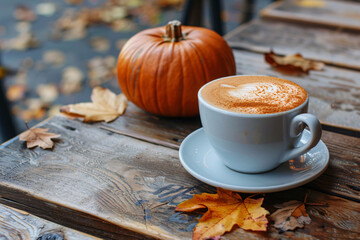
[1,1,360,239]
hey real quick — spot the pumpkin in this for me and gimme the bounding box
[117,20,236,117]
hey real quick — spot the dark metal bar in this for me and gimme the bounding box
[209,0,223,35]
[0,53,16,142]
[182,0,203,26]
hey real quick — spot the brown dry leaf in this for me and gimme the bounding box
[61,66,84,94]
[66,0,83,5]
[270,200,311,231]
[14,5,36,22]
[47,105,61,118]
[36,3,57,16]
[116,39,128,50]
[60,86,128,123]
[36,84,59,103]
[43,50,65,67]
[90,36,110,52]
[175,188,269,240]
[18,98,48,121]
[88,56,116,86]
[5,32,39,51]
[6,84,26,101]
[19,127,60,149]
[265,51,324,74]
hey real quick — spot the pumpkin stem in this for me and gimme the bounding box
[164,20,184,42]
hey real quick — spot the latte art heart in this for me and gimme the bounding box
[202,76,307,114]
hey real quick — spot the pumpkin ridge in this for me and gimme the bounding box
[137,41,163,113]
[127,46,144,108]
[179,45,186,116]
[185,41,209,86]
[164,43,175,115]
[154,44,166,115]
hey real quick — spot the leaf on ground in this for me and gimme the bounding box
[270,200,311,231]
[36,84,59,103]
[6,84,26,101]
[264,51,324,74]
[60,86,128,123]
[43,50,65,67]
[14,5,36,22]
[175,188,269,240]
[19,127,60,149]
[87,56,116,87]
[61,66,84,94]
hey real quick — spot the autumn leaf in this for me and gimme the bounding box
[60,86,128,123]
[270,200,311,231]
[175,188,269,240]
[19,127,60,149]
[265,51,324,74]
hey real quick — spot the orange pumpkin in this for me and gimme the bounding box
[117,20,236,117]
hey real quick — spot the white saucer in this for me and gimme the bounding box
[179,128,329,193]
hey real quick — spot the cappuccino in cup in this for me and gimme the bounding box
[201,76,307,114]
[198,75,321,173]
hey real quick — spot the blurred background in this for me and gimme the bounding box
[0,0,273,143]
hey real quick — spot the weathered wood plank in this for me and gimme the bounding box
[260,0,360,31]
[226,20,360,70]
[0,203,100,240]
[0,116,359,239]
[232,49,360,131]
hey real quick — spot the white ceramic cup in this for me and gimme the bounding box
[198,75,322,173]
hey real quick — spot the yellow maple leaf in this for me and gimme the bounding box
[60,86,128,123]
[175,188,269,240]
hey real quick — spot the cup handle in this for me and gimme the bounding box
[282,113,322,163]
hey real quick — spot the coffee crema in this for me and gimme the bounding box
[201,76,307,114]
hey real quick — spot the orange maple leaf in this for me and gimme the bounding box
[264,50,324,74]
[175,188,269,240]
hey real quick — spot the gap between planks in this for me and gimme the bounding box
[100,125,180,150]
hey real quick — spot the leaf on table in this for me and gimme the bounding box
[175,188,269,240]
[270,200,311,231]
[264,51,324,74]
[19,127,60,149]
[60,86,128,123]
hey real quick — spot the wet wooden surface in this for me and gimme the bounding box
[0,203,100,240]
[260,0,360,31]
[233,49,360,131]
[0,109,359,239]
[226,19,360,70]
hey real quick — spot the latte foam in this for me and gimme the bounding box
[201,76,307,114]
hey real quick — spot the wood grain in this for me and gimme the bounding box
[226,19,360,70]
[0,203,99,240]
[261,0,360,31]
[232,49,360,131]
[0,115,359,239]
